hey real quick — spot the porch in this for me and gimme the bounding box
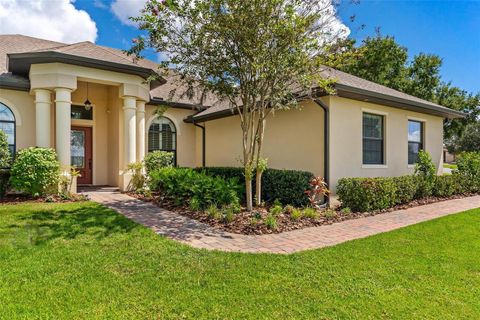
[31,63,151,192]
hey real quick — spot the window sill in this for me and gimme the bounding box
[362,164,388,169]
[407,165,415,169]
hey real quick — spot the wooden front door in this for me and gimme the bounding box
[71,126,93,185]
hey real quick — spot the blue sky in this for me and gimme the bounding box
[1,0,478,93]
[338,0,480,93]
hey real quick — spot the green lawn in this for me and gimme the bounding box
[1,202,479,319]
[444,163,458,170]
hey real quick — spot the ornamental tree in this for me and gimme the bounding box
[130,0,345,210]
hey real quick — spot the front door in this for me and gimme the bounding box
[71,126,93,185]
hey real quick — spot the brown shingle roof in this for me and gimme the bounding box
[0,34,465,119]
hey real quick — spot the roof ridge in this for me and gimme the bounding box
[323,66,443,107]
[93,44,141,66]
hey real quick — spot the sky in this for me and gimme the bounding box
[0,0,478,93]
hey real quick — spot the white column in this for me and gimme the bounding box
[136,100,146,162]
[55,88,72,170]
[34,89,51,148]
[123,96,137,167]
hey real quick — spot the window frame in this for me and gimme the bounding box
[408,120,424,165]
[362,112,385,166]
[0,103,16,164]
[148,116,177,166]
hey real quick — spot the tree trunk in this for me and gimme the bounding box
[245,175,253,211]
[255,169,263,206]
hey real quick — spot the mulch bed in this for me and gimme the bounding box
[130,192,477,235]
[0,194,89,205]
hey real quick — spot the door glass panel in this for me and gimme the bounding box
[71,130,85,168]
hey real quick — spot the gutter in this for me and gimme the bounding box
[0,76,30,92]
[8,51,166,84]
[149,97,208,111]
[192,121,206,167]
[313,99,330,207]
[335,84,466,119]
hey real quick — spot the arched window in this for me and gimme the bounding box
[0,103,15,156]
[148,116,177,165]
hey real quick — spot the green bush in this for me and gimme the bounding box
[414,150,437,198]
[0,130,11,169]
[149,167,241,209]
[0,169,10,200]
[393,176,418,204]
[196,167,314,206]
[144,151,174,174]
[0,131,11,199]
[9,147,60,196]
[433,175,460,198]
[455,152,480,192]
[337,177,397,212]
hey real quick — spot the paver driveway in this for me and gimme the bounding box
[82,188,480,254]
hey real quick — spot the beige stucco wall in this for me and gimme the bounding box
[202,99,326,177]
[0,88,35,151]
[145,106,197,168]
[328,96,444,193]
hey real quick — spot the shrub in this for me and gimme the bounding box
[144,151,174,174]
[265,214,278,230]
[414,150,437,198]
[323,209,337,218]
[433,175,459,198]
[206,204,222,219]
[9,147,60,196]
[290,208,302,220]
[0,169,10,200]
[196,167,315,206]
[337,177,397,212]
[0,131,11,199]
[262,169,315,206]
[269,205,283,216]
[0,130,11,168]
[455,152,480,192]
[304,176,329,209]
[127,162,145,191]
[393,176,418,204]
[149,167,241,209]
[284,205,294,214]
[223,207,235,223]
[302,207,319,219]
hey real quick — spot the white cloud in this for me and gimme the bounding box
[111,0,146,26]
[0,0,97,43]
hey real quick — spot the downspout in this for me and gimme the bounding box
[313,99,330,206]
[193,121,206,167]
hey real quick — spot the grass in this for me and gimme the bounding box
[444,163,458,170]
[1,201,479,319]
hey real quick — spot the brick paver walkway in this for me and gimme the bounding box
[82,187,480,254]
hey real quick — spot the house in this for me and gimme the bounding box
[0,35,464,196]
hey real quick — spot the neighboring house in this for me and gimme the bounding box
[0,35,464,195]
[443,146,457,163]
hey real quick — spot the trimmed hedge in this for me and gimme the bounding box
[0,169,9,200]
[338,173,474,212]
[149,167,241,209]
[456,152,480,192]
[144,151,174,174]
[336,177,397,212]
[195,167,315,206]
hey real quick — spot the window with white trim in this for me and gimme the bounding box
[148,117,177,164]
[362,112,385,165]
[0,103,15,158]
[408,120,424,165]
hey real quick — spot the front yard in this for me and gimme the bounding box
[1,202,479,319]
